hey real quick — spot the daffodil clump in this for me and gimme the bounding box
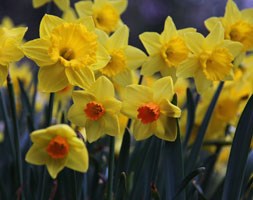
[1,0,253,200]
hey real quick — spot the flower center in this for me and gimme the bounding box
[100,50,126,77]
[84,101,105,120]
[161,36,189,67]
[93,4,119,33]
[48,23,97,68]
[46,135,69,159]
[199,48,233,81]
[137,102,160,124]
[228,21,253,51]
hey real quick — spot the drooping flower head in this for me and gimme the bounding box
[32,0,70,11]
[96,25,147,86]
[139,16,195,81]
[68,76,122,143]
[177,22,242,93]
[122,76,181,141]
[75,0,127,34]
[205,0,253,52]
[22,14,110,92]
[0,25,27,86]
[25,124,89,179]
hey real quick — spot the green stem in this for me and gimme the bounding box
[40,93,55,200]
[7,73,24,199]
[108,136,115,200]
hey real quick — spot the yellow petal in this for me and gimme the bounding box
[22,38,55,66]
[103,98,121,114]
[4,27,27,41]
[206,22,224,47]
[160,67,177,83]
[90,76,115,99]
[85,119,104,143]
[111,0,127,13]
[156,116,177,141]
[133,120,153,141]
[65,67,95,90]
[184,32,204,54]
[204,17,220,31]
[93,43,110,70]
[220,40,243,57]
[0,40,23,65]
[160,99,181,118]
[103,114,121,137]
[125,45,147,70]
[0,65,8,86]
[112,69,133,87]
[153,76,174,103]
[65,146,89,172]
[68,104,88,127]
[54,0,70,11]
[96,29,109,46]
[25,144,49,165]
[46,158,66,179]
[194,70,212,94]
[224,0,241,24]
[161,16,177,42]
[78,16,96,32]
[32,0,49,8]
[177,57,199,78]
[30,129,51,146]
[75,1,93,17]
[46,124,77,139]
[241,8,253,23]
[38,63,68,92]
[139,32,161,55]
[108,25,129,49]
[141,54,164,75]
[40,14,64,38]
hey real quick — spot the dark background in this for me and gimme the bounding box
[0,0,251,48]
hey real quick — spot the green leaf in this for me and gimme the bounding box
[115,172,127,200]
[222,95,253,200]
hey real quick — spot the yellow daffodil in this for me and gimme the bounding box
[205,0,253,52]
[96,25,147,86]
[68,76,122,143]
[139,16,195,81]
[0,26,27,86]
[32,0,70,11]
[22,14,110,92]
[177,22,242,93]
[75,0,127,34]
[121,76,181,141]
[25,124,89,179]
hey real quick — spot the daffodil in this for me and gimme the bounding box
[121,76,181,141]
[177,22,242,93]
[75,0,127,34]
[68,76,121,143]
[22,14,110,92]
[32,0,70,11]
[205,0,253,52]
[0,26,27,86]
[25,124,89,179]
[96,25,147,86]
[139,16,195,81]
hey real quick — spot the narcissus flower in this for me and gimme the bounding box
[139,16,195,81]
[0,26,27,86]
[97,25,147,86]
[68,76,121,143]
[205,0,253,52]
[177,22,242,93]
[25,124,89,179]
[32,0,70,11]
[22,14,110,92]
[75,0,127,34]
[121,76,181,141]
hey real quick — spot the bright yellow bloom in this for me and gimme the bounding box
[22,14,110,92]
[177,22,242,93]
[0,26,27,86]
[205,0,253,52]
[121,76,181,141]
[32,0,70,11]
[96,25,147,86]
[75,0,127,34]
[68,76,122,143]
[25,124,89,179]
[139,16,195,81]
